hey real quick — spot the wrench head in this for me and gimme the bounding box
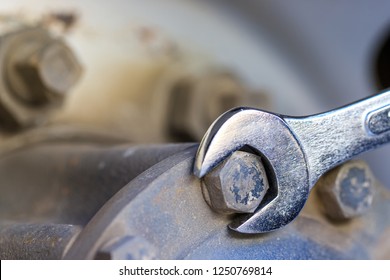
[194,107,310,233]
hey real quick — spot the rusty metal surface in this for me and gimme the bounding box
[65,147,390,259]
[317,160,375,220]
[0,222,81,259]
[0,141,193,225]
[0,137,388,259]
[202,150,269,214]
[95,235,158,260]
[0,1,389,260]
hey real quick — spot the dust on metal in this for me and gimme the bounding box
[95,236,157,260]
[194,89,390,233]
[317,160,375,220]
[202,150,269,214]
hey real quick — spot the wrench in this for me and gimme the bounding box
[193,89,390,234]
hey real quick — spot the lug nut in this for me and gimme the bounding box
[316,160,375,220]
[201,150,269,214]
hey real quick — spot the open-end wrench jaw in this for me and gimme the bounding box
[194,89,390,233]
[194,107,249,178]
[194,107,310,234]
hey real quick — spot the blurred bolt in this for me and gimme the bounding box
[166,70,270,142]
[198,72,243,125]
[0,27,82,130]
[317,160,375,220]
[11,39,82,104]
[95,236,157,260]
[202,150,269,214]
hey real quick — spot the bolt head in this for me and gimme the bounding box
[202,151,269,214]
[34,41,82,98]
[317,160,375,220]
[17,40,82,104]
[0,27,82,129]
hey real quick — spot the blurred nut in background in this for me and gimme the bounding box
[317,160,376,220]
[156,66,271,142]
[0,27,82,131]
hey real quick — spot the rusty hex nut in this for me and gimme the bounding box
[317,160,375,220]
[15,40,82,103]
[6,32,82,105]
[167,71,246,141]
[0,27,82,130]
[163,69,270,142]
[202,150,269,214]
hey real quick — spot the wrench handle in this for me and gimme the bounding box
[285,89,390,188]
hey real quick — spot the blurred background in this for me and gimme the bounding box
[0,0,389,186]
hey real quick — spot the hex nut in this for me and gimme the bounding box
[317,160,375,220]
[161,68,270,142]
[19,41,82,102]
[165,71,245,141]
[0,27,82,130]
[95,236,157,260]
[202,150,269,214]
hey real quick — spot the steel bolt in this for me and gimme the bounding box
[201,150,269,214]
[317,160,375,220]
[9,39,82,104]
[165,70,270,142]
[0,27,82,130]
[95,236,157,260]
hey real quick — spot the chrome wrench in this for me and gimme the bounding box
[194,89,390,233]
